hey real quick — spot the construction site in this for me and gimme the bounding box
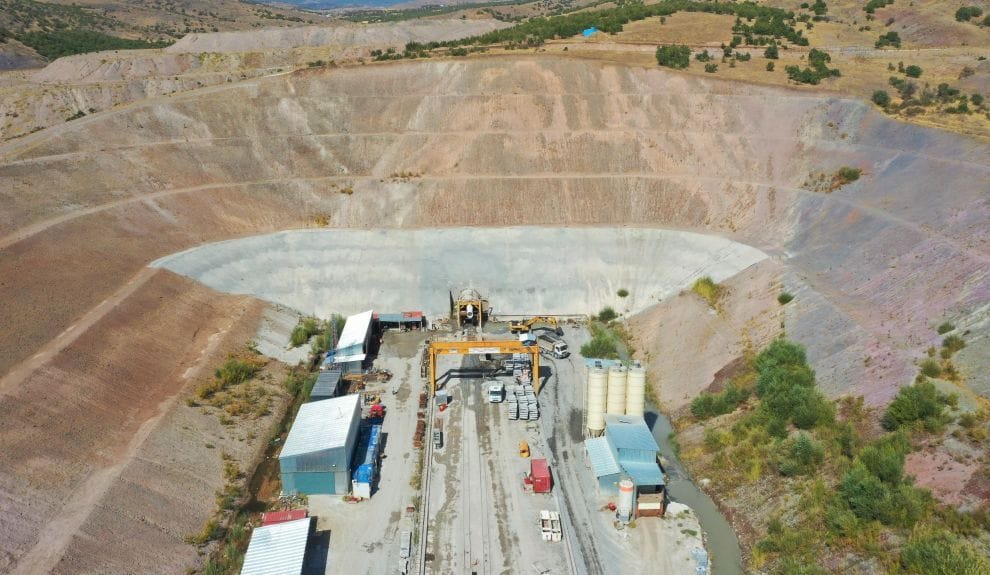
[1,6,989,572]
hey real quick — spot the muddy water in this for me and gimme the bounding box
[648,409,744,575]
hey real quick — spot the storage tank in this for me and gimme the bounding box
[605,365,627,415]
[586,368,607,436]
[626,366,647,418]
[617,479,635,523]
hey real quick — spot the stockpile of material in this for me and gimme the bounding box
[507,383,539,421]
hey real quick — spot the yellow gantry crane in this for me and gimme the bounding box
[428,339,541,395]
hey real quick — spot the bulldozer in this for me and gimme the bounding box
[508,316,564,336]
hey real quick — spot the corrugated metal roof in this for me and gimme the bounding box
[375,311,424,322]
[604,415,660,452]
[262,509,308,526]
[585,437,622,477]
[622,461,665,487]
[240,517,311,575]
[280,394,359,459]
[336,310,373,351]
[311,369,341,399]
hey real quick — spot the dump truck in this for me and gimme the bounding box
[537,333,569,359]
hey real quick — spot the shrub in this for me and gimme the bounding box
[764,43,779,59]
[942,334,966,355]
[185,519,222,545]
[955,6,984,21]
[919,358,942,378]
[777,292,794,305]
[580,325,619,359]
[691,276,722,307]
[656,44,691,69]
[691,383,750,419]
[777,432,824,476]
[617,288,629,298]
[881,379,946,430]
[289,317,322,347]
[695,50,712,62]
[905,64,923,78]
[836,166,861,182]
[875,31,901,48]
[704,63,718,73]
[937,321,955,334]
[766,61,775,72]
[858,433,909,484]
[785,49,840,85]
[900,529,990,574]
[753,339,834,429]
[872,90,891,107]
[972,93,984,107]
[597,306,618,322]
[840,463,890,521]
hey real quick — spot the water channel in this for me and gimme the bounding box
[648,408,744,575]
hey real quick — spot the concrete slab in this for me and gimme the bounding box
[151,227,767,319]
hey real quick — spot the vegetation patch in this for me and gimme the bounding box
[18,30,171,60]
[784,49,840,85]
[580,323,620,359]
[656,44,691,69]
[691,276,722,308]
[777,292,794,305]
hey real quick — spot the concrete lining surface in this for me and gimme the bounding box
[151,226,767,318]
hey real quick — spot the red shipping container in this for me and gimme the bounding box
[530,459,553,493]
[262,509,308,526]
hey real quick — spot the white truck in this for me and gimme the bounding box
[537,333,570,359]
[488,382,505,403]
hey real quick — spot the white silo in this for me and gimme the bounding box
[586,368,607,437]
[605,365,627,415]
[626,366,647,418]
[617,479,635,523]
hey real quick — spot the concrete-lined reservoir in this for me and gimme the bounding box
[151,226,767,318]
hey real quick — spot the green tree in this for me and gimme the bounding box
[764,42,779,59]
[905,64,923,78]
[881,379,945,430]
[872,90,891,107]
[656,44,691,69]
[955,6,983,21]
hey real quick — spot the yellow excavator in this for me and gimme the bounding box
[508,316,564,336]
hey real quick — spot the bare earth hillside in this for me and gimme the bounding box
[0,57,988,572]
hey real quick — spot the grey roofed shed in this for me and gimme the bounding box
[310,368,342,401]
[279,394,361,495]
[240,517,311,575]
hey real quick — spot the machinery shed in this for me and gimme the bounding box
[374,311,425,330]
[334,309,374,373]
[310,367,342,402]
[586,415,665,495]
[279,394,361,495]
[241,517,313,575]
[585,436,623,493]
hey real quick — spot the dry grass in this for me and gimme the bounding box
[534,7,990,140]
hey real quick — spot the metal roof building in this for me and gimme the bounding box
[240,516,312,575]
[334,310,374,373]
[279,394,361,495]
[585,415,664,494]
[310,368,342,402]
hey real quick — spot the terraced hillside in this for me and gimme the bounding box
[0,56,987,572]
